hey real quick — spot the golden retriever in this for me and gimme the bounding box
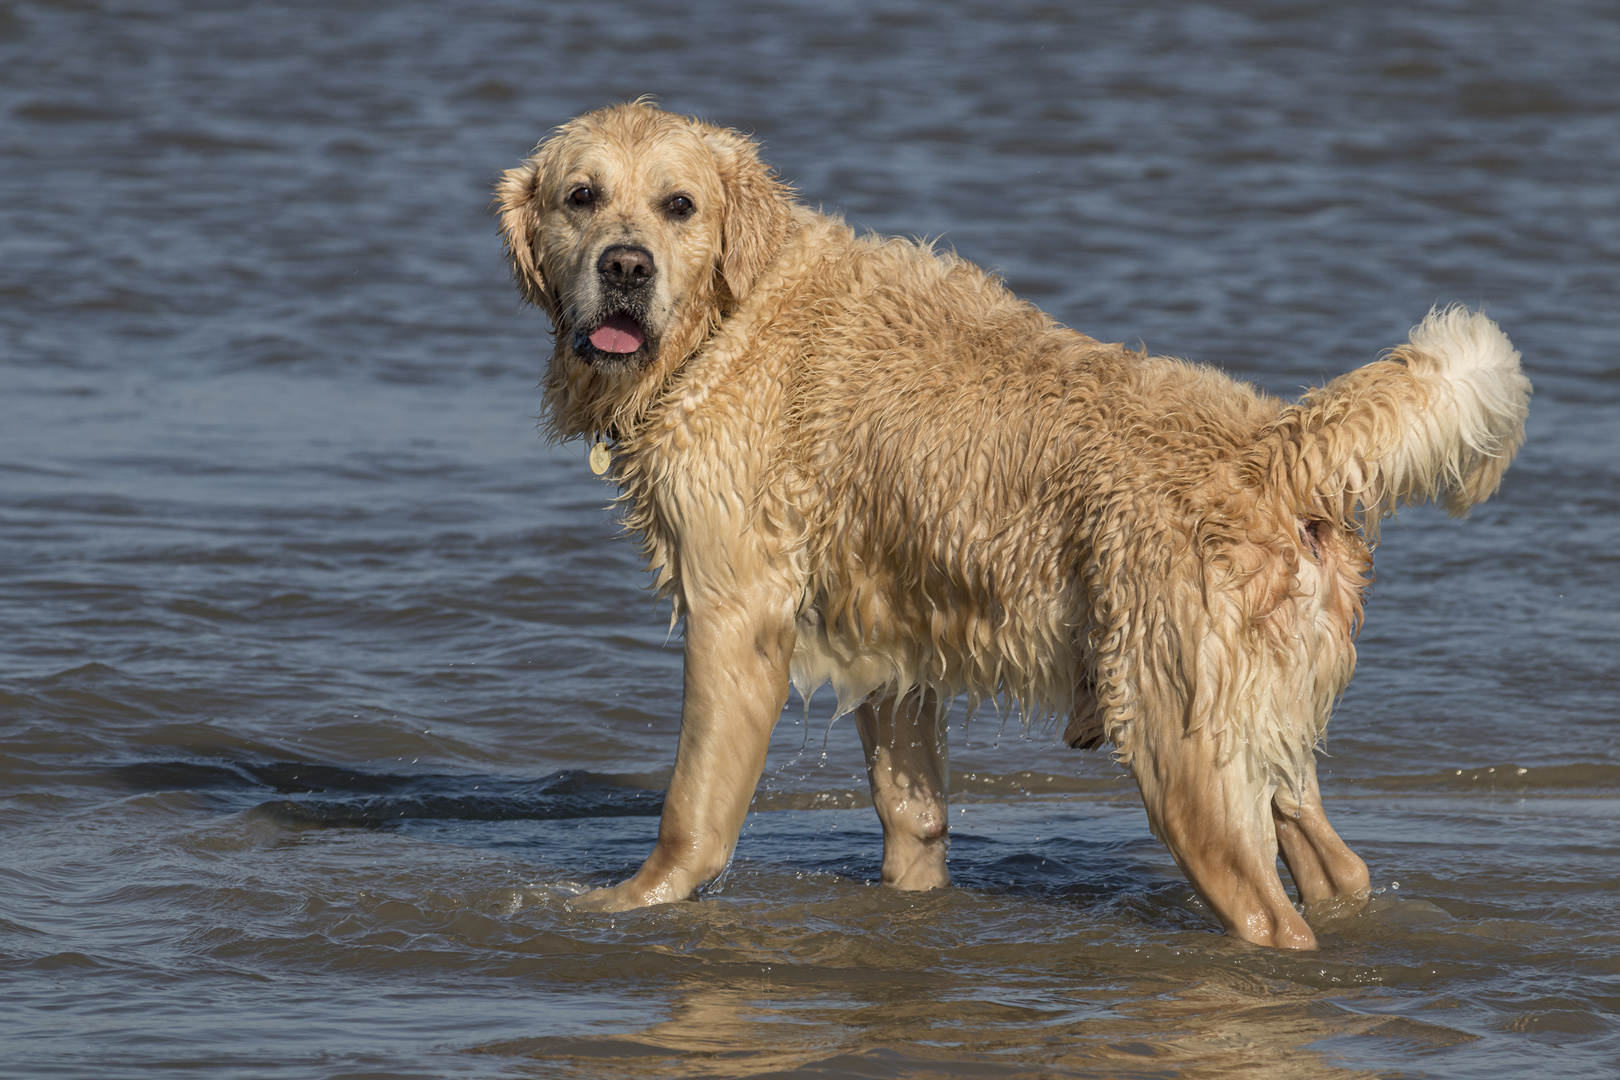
[496,101,1529,949]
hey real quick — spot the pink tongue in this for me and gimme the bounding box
[588,315,645,353]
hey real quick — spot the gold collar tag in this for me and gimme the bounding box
[588,441,612,475]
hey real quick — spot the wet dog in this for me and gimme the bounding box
[496,101,1529,948]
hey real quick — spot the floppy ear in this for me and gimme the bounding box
[495,149,556,316]
[700,125,793,305]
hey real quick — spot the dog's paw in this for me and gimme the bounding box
[1303,888,1371,925]
[568,885,641,913]
[568,879,685,912]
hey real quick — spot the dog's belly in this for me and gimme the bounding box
[788,606,916,718]
[787,577,1087,721]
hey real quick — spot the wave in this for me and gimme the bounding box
[106,759,665,827]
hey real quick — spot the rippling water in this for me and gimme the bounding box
[3,2,1618,1077]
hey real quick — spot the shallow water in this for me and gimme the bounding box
[3,1,1618,1077]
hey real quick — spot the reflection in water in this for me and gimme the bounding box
[473,959,1404,1078]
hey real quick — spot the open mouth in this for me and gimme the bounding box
[577,312,647,358]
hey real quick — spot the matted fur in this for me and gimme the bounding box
[497,102,1530,947]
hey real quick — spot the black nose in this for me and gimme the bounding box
[597,245,655,288]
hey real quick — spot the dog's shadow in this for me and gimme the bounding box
[733,807,1207,932]
[107,757,1206,931]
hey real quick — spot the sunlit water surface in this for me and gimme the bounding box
[2,2,1618,1077]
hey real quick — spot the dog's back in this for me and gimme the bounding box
[775,221,1308,729]
[773,224,1526,790]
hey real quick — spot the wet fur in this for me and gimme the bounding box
[497,102,1530,947]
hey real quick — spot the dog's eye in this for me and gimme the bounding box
[666,194,694,219]
[567,186,595,208]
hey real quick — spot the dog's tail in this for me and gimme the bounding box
[1248,305,1530,534]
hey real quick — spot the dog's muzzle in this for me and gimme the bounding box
[572,245,656,360]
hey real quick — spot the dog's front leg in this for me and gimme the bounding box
[572,598,795,912]
[855,689,950,890]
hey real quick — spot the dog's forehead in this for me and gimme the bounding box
[552,122,718,196]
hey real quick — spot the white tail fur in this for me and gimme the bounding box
[1256,306,1531,531]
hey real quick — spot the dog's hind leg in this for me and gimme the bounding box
[855,690,950,890]
[1133,721,1318,950]
[1272,761,1369,910]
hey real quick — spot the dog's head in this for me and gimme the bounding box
[497,100,793,440]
